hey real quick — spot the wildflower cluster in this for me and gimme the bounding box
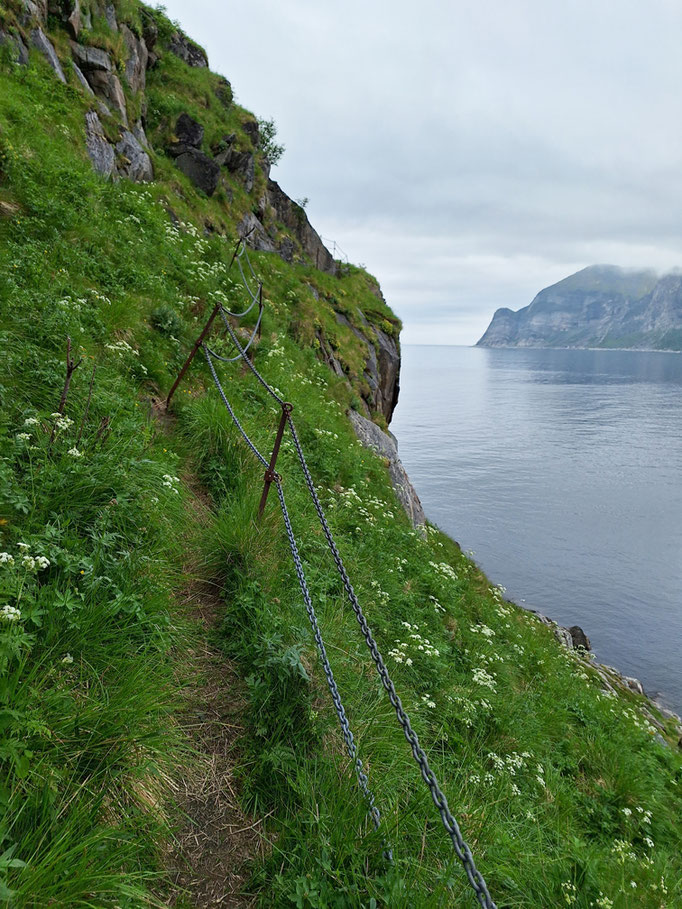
[1,605,21,623]
[388,621,440,667]
[162,474,180,495]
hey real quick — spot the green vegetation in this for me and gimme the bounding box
[0,3,681,907]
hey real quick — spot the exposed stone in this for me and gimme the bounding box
[348,411,426,530]
[214,76,232,108]
[19,0,47,25]
[72,61,95,96]
[278,237,295,265]
[30,28,66,82]
[212,133,236,166]
[335,311,400,423]
[237,213,276,253]
[266,179,337,276]
[132,119,149,149]
[174,148,220,196]
[0,30,30,65]
[115,129,153,182]
[66,0,81,37]
[89,69,128,124]
[242,119,259,146]
[623,676,645,696]
[84,109,115,178]
[220,148,255,192]
[169,112,204,154]
[70,41,112,72]
[168,30,208,67]
[121,24,148,93]
[105,3,117,31]
[569,625,591,651]
[141,10,158,51]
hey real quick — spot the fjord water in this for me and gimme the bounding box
[392,346,682,712]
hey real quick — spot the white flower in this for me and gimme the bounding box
[67,448,82,457]
[24,417,40,426]
[21,555,36,571]
[34,556,50,570]
[62,653,74,664]
[0,605,21,622]
[622,807,632,817]
[16,432,30,441]
[17,543,29,551]
[0,553,14,565]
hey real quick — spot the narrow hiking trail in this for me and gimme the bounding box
[152,402,267,907]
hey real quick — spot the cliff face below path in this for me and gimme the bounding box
[478,265,682,350]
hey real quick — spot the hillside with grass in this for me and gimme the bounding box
[1,2,681,907]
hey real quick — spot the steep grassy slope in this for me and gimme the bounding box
[0,4,681,907]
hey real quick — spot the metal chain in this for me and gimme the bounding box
[274,477,390,855]
[221,233,497,908]
[285,416,496,909]
[202,345,269,468]
[207,305,264,363]
[201,346,388,853]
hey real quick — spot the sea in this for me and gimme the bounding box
[391,345,682,713]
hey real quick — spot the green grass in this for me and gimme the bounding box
[0,5,681,907]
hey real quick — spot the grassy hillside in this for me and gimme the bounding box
[0,3,681,906]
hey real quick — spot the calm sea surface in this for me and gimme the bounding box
[391,346,682,712]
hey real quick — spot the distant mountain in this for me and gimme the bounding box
[477,265,682,350]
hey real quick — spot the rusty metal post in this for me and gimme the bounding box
[258,402,293,518]
[166,303,221,409]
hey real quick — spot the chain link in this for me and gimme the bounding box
[285,416,496,908]
[207,304,264,363]
[210,238,497,907]
[203,343,388,855]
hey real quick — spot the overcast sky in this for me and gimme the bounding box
[161,0,682,344]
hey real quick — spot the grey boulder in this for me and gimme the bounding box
[84,110,115,177]
[348,410,426,530]
[174,148,220,196]
[0,30,29,65]
[30,28,66,82]
[168,30,207,67]
[116,130,153,182]
[121,23,147,93]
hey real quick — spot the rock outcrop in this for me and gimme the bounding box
[348,411,425,530]
[0,29,29,65]
[30,27,66,81]
[334,312,400,422]
[70,41,127,123]
[478,265,682,351]
[168,30,207,68]
[167,113,219,196]
[266,180,337,275]
[84,109,115,177]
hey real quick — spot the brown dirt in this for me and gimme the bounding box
[151,400,268,908]
[166,581,266,908]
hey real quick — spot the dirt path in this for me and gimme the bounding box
[166,580,265,908]
[152,400,267,907]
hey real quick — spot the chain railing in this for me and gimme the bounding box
[170,233,497,908]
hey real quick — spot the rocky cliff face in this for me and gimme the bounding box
[4,0,402,420]
[478,265,682,350]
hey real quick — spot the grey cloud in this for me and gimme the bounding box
[162,0,682,343]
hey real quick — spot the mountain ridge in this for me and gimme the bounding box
[477,264,682,350]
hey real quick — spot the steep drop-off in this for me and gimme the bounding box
[478,265,682,350]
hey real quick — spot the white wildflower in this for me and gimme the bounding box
[24,417,40,426]
[0,553,14,565]
[21,555,36,571]
[67,447,82,457]
[62,653,74,664]
[16,432,30,441]
[34,556,50,570]
[1,605,21,622]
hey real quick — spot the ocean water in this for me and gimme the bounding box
[391,345,682,712]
